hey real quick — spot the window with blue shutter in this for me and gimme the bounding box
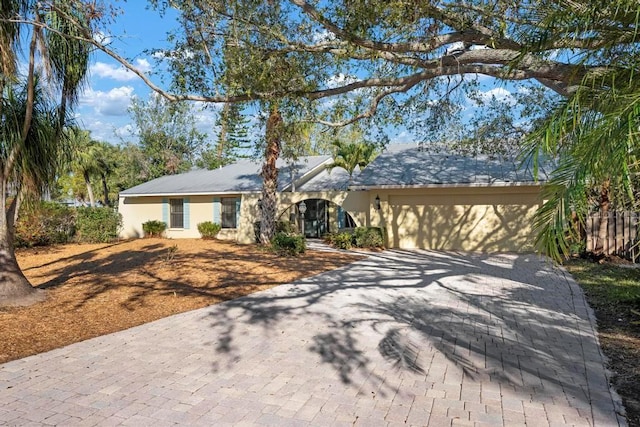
[162,198,169,226]
[213,197,221,224]
[183,198,190,229]
[337,206,345,229]
[221,197,237,228]
[235,197,241,227]
[169,199,184,228]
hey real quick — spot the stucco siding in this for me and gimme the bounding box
[375,187,541,252]
[118,195,242,239]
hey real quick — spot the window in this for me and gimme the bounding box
[170,199,184,228]
[221,197,237,228]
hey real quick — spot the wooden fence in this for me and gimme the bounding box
[586,211,640,262]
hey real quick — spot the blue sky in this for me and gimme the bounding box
[74,2,523,147]
[76,2,187,144]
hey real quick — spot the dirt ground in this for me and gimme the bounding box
[0,238,362,364]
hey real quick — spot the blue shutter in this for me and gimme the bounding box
[235,197,241,228]
[183,198,190,229]
[162,198,169,226]
[213,197,221,224]
[337,206,345,229]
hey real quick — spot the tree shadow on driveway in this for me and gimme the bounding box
[203,249,621,424]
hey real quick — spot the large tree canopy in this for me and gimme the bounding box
[9,0,639,259]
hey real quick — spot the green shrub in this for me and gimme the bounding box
[15,201,75,247]
[142,220,167,237]
[197,221,221,239]
[276,220,297,234]
[271,232,306,256]
[325,232,353,250]
[76,207,122,243]
[353,227,384,249]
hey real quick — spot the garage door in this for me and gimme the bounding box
[387,191,540,252]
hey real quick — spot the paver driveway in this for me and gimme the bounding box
[0,250,626,426]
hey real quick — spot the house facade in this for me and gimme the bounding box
[118,144,552,252]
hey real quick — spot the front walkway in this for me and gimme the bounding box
[0,251,626,426]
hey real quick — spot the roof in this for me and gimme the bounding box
[120,155,331,196]
[296,166,360,192]
[120,144,554,197]
[350,144,553,189]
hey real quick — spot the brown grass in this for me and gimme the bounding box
[0,238,362,364]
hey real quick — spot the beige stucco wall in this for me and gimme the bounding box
[235,191,370,244]
[118,195,242,239]
[371,186,542,252]
[119,186,541,253]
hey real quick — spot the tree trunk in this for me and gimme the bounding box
[593,179,611,257]
[0,193,45,307]
[259,107,283,245]
[101,173,110,207]
[217,103,230,163]
[84,170,95,207]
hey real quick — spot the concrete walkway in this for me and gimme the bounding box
[0,250,626,426]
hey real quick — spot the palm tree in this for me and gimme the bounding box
[526,0,640,262]
[68,127,101,207]
[96,143,118,207]
[326,140,378,185]
[0,79,64,305]
[0,1,92,306]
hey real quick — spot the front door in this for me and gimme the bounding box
[301,199,329,238]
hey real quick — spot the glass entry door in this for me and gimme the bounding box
[302,199,329,238]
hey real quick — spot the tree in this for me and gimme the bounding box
[0,1,95,306]
[200,103,251,169]
[95,143,119,207]
[523,0,640,261]
[19,0,639,253]
[326,139,378,185]
[129,95,208,179]
[68,127,101,207]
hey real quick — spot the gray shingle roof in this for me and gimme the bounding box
[120,156,331,196]
[350,144,553,189]
[120,145,554,197]
[296,166,359,192]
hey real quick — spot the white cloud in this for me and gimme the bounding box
[325,73,358,89]
[90,59,151,82]
[312,30,336,44]
[389,130,415,144]
[93,31,112,45]
[476,87,515,104]
[79,86,135,116]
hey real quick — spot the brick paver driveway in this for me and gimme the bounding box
[0,250,626,426]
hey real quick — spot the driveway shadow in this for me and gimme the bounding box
[204,249,620,423]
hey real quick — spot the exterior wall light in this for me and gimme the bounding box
[299,201,307,235]
[374,195,381,210]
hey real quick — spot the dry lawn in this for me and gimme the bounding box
[0,238,362,364]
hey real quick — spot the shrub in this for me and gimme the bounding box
[142,220,167,237]
[15,201,75,247]
[76,207,122,243]
[276,220,297,234]
[353,227,384,249]
[325,232,353,250]
[271,232,306,256]
[197,221,221,239]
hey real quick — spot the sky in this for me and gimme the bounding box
[73,2,523,147]
[75,2,189,144]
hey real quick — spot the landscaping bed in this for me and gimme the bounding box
[0,238,362,364]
